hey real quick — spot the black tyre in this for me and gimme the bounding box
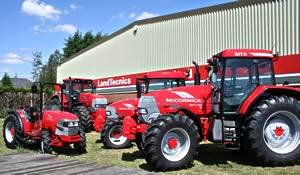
[74,127,87,154]
[135,133,145,154]
[41,130,52,154]
[72,106,91,132]
[245,96,300,166]
[3,114,24,148]
[50,98,61,111]
[144,114,200,171]
[101,120,131,149]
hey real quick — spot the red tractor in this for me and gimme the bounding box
[51,78,107,132]
[3,82,86,154]
[101,71,190,149]
[124,49,300,171]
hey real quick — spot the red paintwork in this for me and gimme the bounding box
[221,49,273,58]
[239,86,300,115]
[10,128,14,136]
[146,71,187,79]
[92,109,106,132]
[15,109,80,147]
[51,135,81,147]
[63,78,92,82]
[123,116,138,140]
[113,131,121,139]
[79,93,106,108]
[111,98,138,118]
[122,86,213,140]
[274,127,284,137]
[168,138,178,149]
[148,85,212,115]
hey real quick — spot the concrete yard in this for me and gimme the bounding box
[0,152,154,175]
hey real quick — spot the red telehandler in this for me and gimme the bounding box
[51,78,107,132]
[102,71,189,149]
[3,82,86,154]
[124,49,300,171]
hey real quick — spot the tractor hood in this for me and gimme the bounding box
[138,85,212,123]
[42,111,79,133]
[106,98,139,119]
[80,93,107,108]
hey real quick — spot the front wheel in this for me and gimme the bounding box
[245,96,300,166]
[144,114,200,171]
[101,120,131,149]
[74,127,87,154]
[41,130,52,154]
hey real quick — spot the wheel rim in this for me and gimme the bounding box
[5,122,14,143]
[108,125,127,145]
[263,111,300,154]
[161,128,190,161]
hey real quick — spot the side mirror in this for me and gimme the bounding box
[136,80,141,98]
[213,59,219,73]
[31,85,38,94]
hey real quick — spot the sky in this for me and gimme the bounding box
[0,0,236,80]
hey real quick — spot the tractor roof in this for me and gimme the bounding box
[63,78,93,84]
[145,71,187,79]
[220,49,274,59]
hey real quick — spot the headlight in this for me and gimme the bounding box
[92,98,107,108]
[63,121,79,127]
[138,108,148,115]
[106,111,112,116]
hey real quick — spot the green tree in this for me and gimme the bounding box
[1,73,12,87]
[31,51,43,82]
[62,30,107,59]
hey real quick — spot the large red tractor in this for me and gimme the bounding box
[124,49,300,171]
[52,78,107,132]
[3,82,86,154]
[101,71,189,149]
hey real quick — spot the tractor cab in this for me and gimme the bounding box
[208,49,276,115]
[62,78,95,106]
[136,71,188,98]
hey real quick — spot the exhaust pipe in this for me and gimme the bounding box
[192,61,201,85]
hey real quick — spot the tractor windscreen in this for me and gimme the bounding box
[146,78,186,93]
[221,58,275,113]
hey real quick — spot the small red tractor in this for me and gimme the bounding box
[124,49,300,171]
[3,82,86,154]
[51,78,107,132]
[101,71,190,149]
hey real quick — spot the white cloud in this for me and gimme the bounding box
[52,24,77,34]
[0,53,24,64]
[33,24,77,34]
[0,68,10,73]
[0,53,33,64]
[112,12,126,20]
[128,12,136,19]
[70,4,82,10]
[21,0,62,20]
[136,12,159,20]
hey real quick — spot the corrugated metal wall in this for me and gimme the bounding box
[57,0,299,82]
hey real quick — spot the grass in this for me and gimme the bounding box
[0,118,299,175]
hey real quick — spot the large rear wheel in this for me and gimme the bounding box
[245,96,300,165]
[101,120,131,149]
[72,106,91,132]
[144,114,200,171]
[3,114,23,148]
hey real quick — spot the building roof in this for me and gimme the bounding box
[61,0,274,65]
[0,78,33,88]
